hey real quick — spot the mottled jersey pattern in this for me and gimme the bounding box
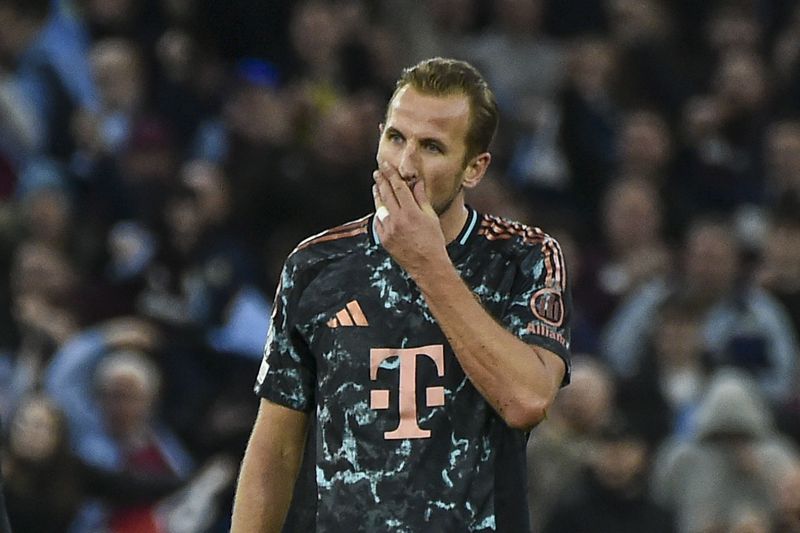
[255,207,571,532]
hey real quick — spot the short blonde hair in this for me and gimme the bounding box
[391,57,499,163]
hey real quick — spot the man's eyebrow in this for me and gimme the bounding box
[420,136,449,151]
[384,126,448,149]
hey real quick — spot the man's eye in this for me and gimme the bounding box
[425,143,442,153]
[388,132,403,143]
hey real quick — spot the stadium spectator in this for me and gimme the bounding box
[675,49,770,216]
[577,176,672,330]
[0,0,97,158]
[136,175,269,356]
[616,110,674,184]
[617,295,711,446]
[652,369,799,533]
[0,67,39,169]
[542,411,675,533]
[559,37,621,226]
[607,0,691,115]
[80,38,147,157]
[602,216,799,405]
[291,96,382,232]
[527,356,615,532]
[465,0,565,114]
[1,242,80,420]
[2,393,184,533]
[221,58,303,248]
[3,393,94,532]
[43,320,193,532]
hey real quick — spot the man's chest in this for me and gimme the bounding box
[292,253,514,436]
[295,251,515,345]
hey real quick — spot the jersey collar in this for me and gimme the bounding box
[370,205,480,255]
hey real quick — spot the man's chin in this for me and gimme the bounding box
[432,195,457,217]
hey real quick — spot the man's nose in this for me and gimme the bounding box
[398,145,419,181]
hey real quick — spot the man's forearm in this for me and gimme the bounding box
[231,401,308,533]
[370,162,564,429]
[231,454,296,532]
[414,261,565,430]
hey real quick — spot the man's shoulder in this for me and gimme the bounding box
[475,212,556,254]
[286,214,373,268]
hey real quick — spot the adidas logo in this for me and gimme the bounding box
[327,300,369,328]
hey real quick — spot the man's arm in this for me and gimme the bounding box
[231,399,309,533]
[373,163,566,430]
[413,262,565,430]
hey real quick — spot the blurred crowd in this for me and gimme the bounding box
[0,0,799,531]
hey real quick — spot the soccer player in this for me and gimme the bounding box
[231,57,571,532]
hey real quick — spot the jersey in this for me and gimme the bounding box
[255,207,572,532]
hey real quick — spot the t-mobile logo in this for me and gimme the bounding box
[369,345,445,439]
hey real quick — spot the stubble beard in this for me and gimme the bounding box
[429,170,467,216]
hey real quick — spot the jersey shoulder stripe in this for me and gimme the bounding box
[477,214,547,246]
[477,214,566,290]
[291,215,371,254]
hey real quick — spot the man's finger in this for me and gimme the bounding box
[411,178,435,215]
[372,185,391,227]
[379,161,417,208]
[375,205,390,222]
[375,167,400,211]
[372,172,385,205]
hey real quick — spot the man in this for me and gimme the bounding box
[602,216,798,405]
[0,0,97,157]
[652,369,798,533]
[231,57,571,532]
[542,412,675,533]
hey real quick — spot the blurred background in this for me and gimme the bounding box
[1,0,799,531]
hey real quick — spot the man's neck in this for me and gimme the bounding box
[439,200,469,244]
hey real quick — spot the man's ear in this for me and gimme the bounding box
[462,152,492,189]
[378,123,384,134]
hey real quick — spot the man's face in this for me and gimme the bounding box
[377,86,472,216]
[591,438,647,491]
[99,371,154,438]
[684,225,738,298]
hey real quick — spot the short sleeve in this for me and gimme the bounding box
[502,236,571,384]
[254,258,316,412]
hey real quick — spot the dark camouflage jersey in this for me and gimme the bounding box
[255,207,572,532]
